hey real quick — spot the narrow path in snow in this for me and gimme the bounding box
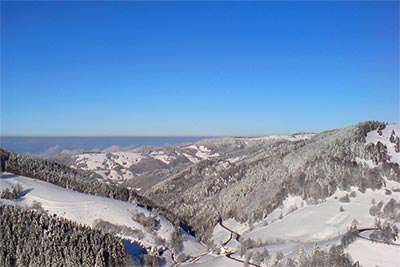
[218,220,262,267]
[218,220,241,242]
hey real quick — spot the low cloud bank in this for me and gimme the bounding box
[38,145,137,157]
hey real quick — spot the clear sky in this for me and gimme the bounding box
[1,1,399,136]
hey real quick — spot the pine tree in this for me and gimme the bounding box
[297,246,308,267]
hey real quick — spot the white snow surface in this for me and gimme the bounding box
[208,182,400,266]
[113,152,144,166]
[74,152,143,181]
[182,233,209,257]
[248,133,315,142]
[346,239,400,267]
[184,254,243,267]
[183,153,200,163]
[181,145,220,162]
[243,187,399,243]
[222,218,247,235]
[254,195,306,226]
[150,151,176,165]
[194,145,220,159]
[212,224,231,245]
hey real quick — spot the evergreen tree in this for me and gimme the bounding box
[0,204,127,267]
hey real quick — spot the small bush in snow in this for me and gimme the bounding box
[385,189,392,195]
[339,194,350,203]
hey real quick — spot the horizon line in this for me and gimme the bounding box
[0,132,316,138]
[0,135,219,138]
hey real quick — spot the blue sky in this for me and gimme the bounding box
[1,1,398,136]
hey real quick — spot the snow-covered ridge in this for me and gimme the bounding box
[68,144,221,182]
[186,145,220,160]
[56,131,316,185]
[247,132,316,142]
[150,151,176,164]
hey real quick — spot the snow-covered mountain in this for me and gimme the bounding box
[1,121,400,267]
[53,142,222,191]
[53,133,315,191]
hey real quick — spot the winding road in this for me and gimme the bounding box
[219,220,262,267]
[219,219,241,242]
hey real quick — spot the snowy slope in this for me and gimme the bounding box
[242,187,398,243]
[0,173,171,245]
[347,239,400,267]
[184,254,243,267]
[208,185,400,266]
[0,173,206,259]
[212,224,231,245]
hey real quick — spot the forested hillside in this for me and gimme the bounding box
[145,121,400,241]
[0,204,127,267]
